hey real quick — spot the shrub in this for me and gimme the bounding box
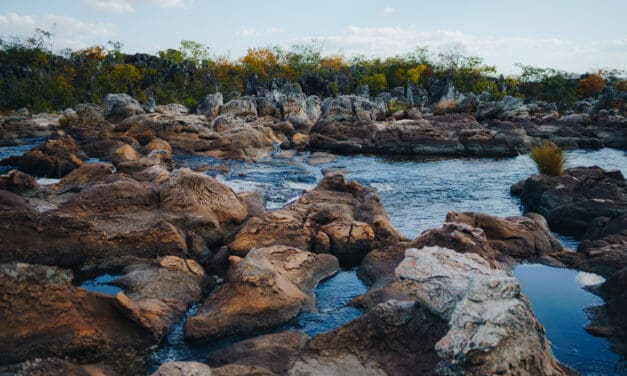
[577,73,605,98]
[529,142,565,176]
[433,99,457,115]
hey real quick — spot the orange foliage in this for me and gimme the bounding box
[75,46,106,61]
[577,73,605,98]
[241,48,278,80]
[320,55,346,72]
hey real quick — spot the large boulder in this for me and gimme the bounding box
[113,256,208,340]
[319,95,386,123]
[197,93,223,118]
[446,211,563,259]
[184,246,338,342]
[104,93,145,122]
[0,263,153,374]
[219,99,257,117]
[297,299,446,376]
[160,168,248,246]
[14,135,87,178]
[230,172,402,266]
[395,247,570,375]
[514,166,626,276]
[274,84,321,132]
[0,165,256,268]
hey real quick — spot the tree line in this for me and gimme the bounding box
[1,30,625,112]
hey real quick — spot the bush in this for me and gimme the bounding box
[529,142,565,176]
[577,73,605,98]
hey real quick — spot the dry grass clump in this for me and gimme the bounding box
[529,142,565,176]
[433,99,457,115]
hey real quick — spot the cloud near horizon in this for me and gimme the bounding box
[298,26,627,74]
[1,11,626,75]
[81,0,190,13]
[0,12,116,49]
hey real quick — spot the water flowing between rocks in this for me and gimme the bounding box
[69,148,626,374]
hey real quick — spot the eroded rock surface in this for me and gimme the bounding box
[184,246,338,342]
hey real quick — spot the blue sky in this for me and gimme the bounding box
[1,0,626,74]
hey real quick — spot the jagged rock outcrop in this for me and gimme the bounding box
[229,172,402,266]
[395,247,570,375]
[184,246,338,342]
[104,93,145,121]
[197,93,224,118]
[513,166,626,276]
[310,113,519,157]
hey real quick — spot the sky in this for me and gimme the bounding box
[1,0,626,74]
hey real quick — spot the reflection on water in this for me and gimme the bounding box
[514,264,625,374]
[79,274,123,295]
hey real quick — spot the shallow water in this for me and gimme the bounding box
[0,137,47,174]
[7,139,626,373]
[514,264,624,374]
[78,274,123,295]
[143,270,366,372]
[176,148,626,374]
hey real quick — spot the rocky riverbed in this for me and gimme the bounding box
[0,91,625,375]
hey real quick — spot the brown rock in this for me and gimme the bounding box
[0,263,152,374]
[184,246,338,342]
[207,331,309,374]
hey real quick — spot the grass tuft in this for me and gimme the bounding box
[529,142,565,176]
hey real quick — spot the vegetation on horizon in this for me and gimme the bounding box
[1,29,625,112]
[529,142,566,176]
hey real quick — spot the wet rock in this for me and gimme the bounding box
[197,93,223,118]
[104,93,145,122]
[144,138,173,158]
[113,256,207,340]
[230,173,402,266]
[395,246,570,375]
[15,136,87,178]
[207,331,309,374]
[0,263,153,373]
[184,246,338,342]
[52,162,114,193]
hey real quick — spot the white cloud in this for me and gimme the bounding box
[236,26,284,38]
[295,26,627,73]
[81,0,189,13]
[383,7,395,14]
[0,13,115,50]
